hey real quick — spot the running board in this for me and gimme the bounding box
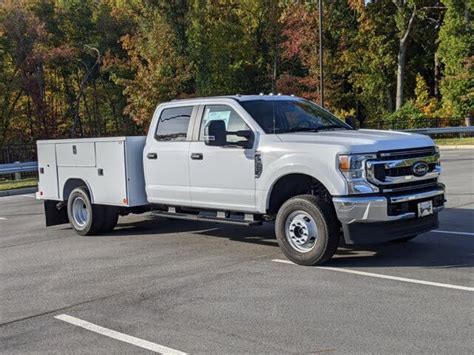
[152,210,262,226]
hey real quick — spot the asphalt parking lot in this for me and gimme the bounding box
[1,149,473,354]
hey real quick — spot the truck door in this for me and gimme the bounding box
[189,104,256,211]
[144,105,195,205]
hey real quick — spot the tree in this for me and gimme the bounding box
[0,0,135,147]
[392,0,445,110]
[0,0,471,148]
[188,0,274,96]
[346,0,398,121]
[278,0,358,111]
[437,0,473,118]
[108,2,193,128]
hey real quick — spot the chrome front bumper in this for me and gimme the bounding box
[332,186,445,224]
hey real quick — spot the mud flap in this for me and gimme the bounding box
[44,200,68,226]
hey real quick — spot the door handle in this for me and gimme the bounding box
[191,153,203,160]
[147,152,157,160]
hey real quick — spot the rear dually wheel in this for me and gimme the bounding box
[67,187,105,236]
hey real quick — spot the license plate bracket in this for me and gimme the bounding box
[417,200,433,217]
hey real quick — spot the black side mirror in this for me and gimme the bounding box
[205,120,227,146]
[233,130,254,149]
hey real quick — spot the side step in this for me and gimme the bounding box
[152,209,262,226]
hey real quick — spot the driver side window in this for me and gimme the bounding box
[199,105,250,143]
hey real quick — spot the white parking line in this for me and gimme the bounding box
[0,217,6,220]
[272,259,474,292]
[55,314,187,355]
[433,230,474,236]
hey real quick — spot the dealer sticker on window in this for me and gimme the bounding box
[417,200,433,217]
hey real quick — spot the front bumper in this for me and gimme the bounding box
[333,186,445,244]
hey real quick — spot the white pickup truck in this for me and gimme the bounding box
[37,95,445,265]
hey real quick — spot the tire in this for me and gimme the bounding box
[101,206,119,233]
[275,194,339,266]
[67,187,105,236]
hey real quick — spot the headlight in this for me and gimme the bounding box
[338,154,378,194]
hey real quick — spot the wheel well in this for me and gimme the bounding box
[63,178,89,201]
[267,174,331,214]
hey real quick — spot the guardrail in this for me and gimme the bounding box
[0,161,38,193]
[402,126,474,135]
[0,161,38,175]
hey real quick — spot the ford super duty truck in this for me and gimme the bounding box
[37,95,445,265]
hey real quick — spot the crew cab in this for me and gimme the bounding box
[37,95,445,265]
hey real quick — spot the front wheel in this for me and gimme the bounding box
[275,195,339,266]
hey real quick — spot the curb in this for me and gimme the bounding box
[438,145,474,150]
[0,187,38,198]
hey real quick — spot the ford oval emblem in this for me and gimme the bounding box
[412,161,429,177]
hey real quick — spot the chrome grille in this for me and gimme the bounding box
[366,147,440,192]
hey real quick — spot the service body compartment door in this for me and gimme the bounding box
[37,143,59,199]
[124,137,147,206]
[56,142,96,167]
[94,141,127,205]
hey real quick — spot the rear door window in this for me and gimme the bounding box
[155,106,193,141]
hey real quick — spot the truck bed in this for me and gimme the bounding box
[37,136,148,207]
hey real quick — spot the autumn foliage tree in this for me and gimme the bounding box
[0,0,472,150]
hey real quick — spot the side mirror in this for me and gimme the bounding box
[205,120,227,146]
[233,130,254,149]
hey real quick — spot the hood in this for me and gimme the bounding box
[276,129,435,153]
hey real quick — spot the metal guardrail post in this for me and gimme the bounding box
[14,162,21,181]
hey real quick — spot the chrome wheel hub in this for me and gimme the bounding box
[72,197,89,228]
[285,211,318,252]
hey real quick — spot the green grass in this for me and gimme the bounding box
[434,137,474,146]
[0,177,38,191]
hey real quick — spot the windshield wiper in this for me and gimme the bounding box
[284,127,321,133]
[282,125,347,133]
[316,125,347,131]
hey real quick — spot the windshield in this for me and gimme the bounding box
[240,99,351,134]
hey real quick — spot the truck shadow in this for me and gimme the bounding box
[106,208,473,269]
[108,214,278,247]
[327,207,474,269]
[327,239,474,269]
